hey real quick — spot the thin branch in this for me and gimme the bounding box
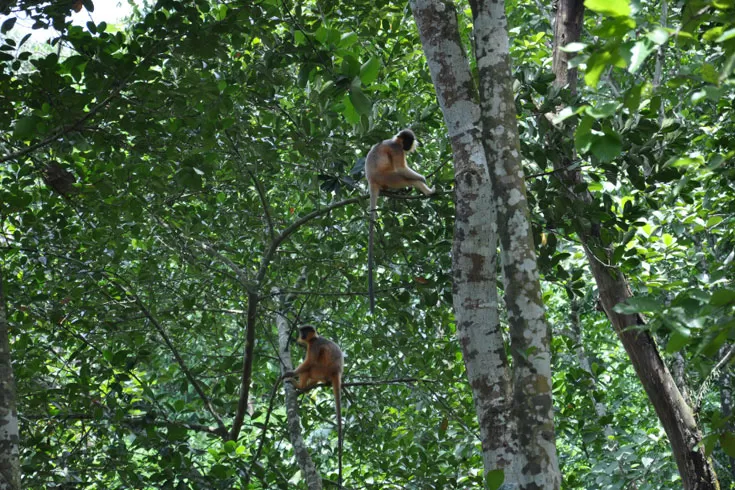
[0,90,121,164]
[250,377,283,469]
[22,413,223,435]
[223,130,276,242]
[228,291,259,441]
[291,377,437,395]
[526,158,586,178]
[0,40,165,164]
[256,196,361,284]
[245,166,276,242]
[696,344,735,410]
[109,277,228,437]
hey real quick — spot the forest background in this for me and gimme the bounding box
[0,0,734,489]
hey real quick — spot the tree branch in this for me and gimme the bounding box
[228,291,259,441]
[109,276,228,437]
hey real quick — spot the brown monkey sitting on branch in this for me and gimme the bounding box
[365,129,435,313]
[283,325,344,488]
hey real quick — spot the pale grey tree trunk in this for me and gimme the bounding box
[0,269,20,490]
[275,280,322,490]
[470,0,560,486]
[551,1,719,488]
[411,1,560,487]
[719,347,735,482]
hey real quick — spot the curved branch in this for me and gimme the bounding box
[109,276,227,437]
[256,196,362,284]
[228,291,259,441]
[0,90,121,164]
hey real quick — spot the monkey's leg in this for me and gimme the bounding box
[396,167,428,184]
[412,181,435,195]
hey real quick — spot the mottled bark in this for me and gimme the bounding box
[551,0,584,94]
[410,0,517,482]
[551,1,719,488]
[720,348,735,482]
[672,351,692,407]
[0,269,20,490]
[275,280,322,490]
[470,0,560,487]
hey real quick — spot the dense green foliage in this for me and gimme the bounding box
[0,0,733,488]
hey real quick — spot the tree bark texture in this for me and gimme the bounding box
[551,0,584,94]
[551,1,719,488]
[412,1,561,487]
[719,348,735,483]
[410,0,517,482]
[0,268,20,490]
[276,283,323,490]
[470,0,561,487]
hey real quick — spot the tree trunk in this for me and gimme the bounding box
[0,268,21,490]
[412,1,561,487]
[551,1,719,488]
[470,0,560,486]
[410,0,517,483]
[720,348,735,483]
[552,0,584,94]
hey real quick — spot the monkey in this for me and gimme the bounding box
[283,325,344,488]
[365,129,435,313]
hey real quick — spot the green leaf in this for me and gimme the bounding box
[339,32,358,47]
[1,17,17,34]
[559,42,587,53]
[210,464,229,478]
[721,433,735,458]
[359,57,380,85]
[711,289,735,306]
[315,26,328,44]
[341,93,360,124]
[613,296,660,314]
[349,87,372,115]
[629,40,655,73]
[486,469,505,490]
[590,130,622,162]
[224,440,237,454]
[585,0,631,18]
[647,28,670,45]
[585,50,622,88]
[13,116,39,140]
[575,115,595,153]
[585,102,618,119]
[716,28,735,43]
[665,331,690,354]
[624,83,645,111]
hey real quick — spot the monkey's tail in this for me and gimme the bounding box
[368,209,376,314]
[333,378,342,489]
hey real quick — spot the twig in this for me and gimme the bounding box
[250,377,283,470]
[109,276,228,437]
[696,344,735,410]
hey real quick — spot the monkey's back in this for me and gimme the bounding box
[309,337,344,380]
[366,139,404,181]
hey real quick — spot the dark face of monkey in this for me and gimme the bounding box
[297,325,317,344]
[397,129,417,152]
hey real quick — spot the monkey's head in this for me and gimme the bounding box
[395,129,418,153]
[296,325,318,345]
